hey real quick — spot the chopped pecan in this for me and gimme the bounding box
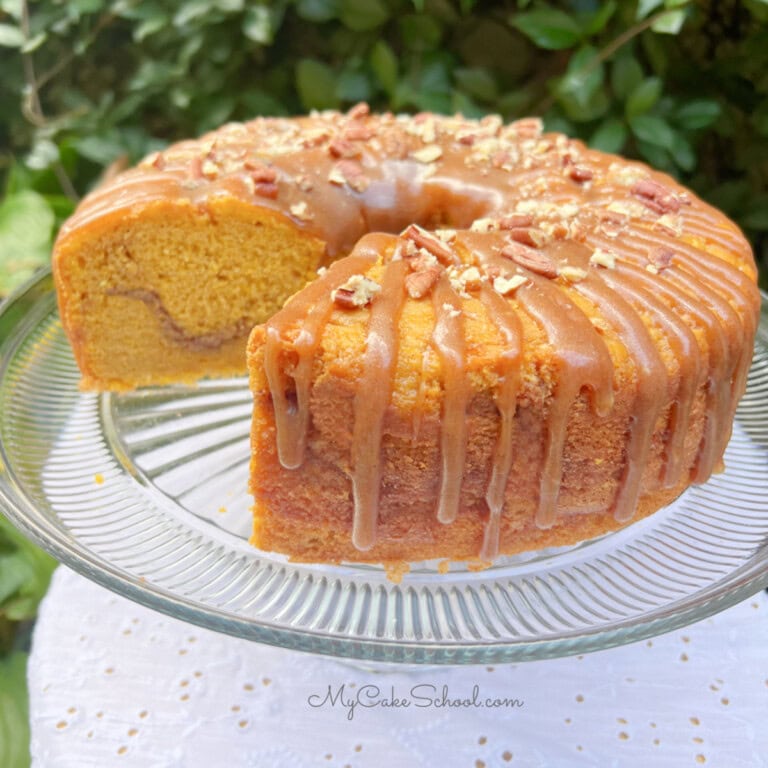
[568,166,593,183]
[148,151,165,170]
[201,158,219,179]
[347,102,370,120]
[510,117,543,139]
[493,274,528,296]
[411,145,443,163]
[491,150,512,169]
[328,138,360,159]
[589,248,617,269]
[499,214,534,230]
[254,182,279,199]
[300,130,330,148]
[506,228,541,248]
[328,160,370,192]
[289,201,313,222]
[500,242,558,278]
[631,178,681,214]
[408,250,439,272]
[405,266,442,299]
[648,247,674,271]
[402,224,455,265]
[245,162,278,184]
[559,265,588,283]
[332,274,381,308]
[343,123,375,141]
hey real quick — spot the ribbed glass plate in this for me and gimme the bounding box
[1,270,768,664]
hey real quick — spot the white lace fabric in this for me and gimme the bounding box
[28,567,768,767]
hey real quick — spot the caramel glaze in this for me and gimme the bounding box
[55,105,761,560]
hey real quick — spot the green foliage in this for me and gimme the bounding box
[0,651,31,768]
[0,0,764,287]
[0,512,56,768]
[0,515,56,631]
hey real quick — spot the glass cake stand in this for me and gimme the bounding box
[1,270,767,665]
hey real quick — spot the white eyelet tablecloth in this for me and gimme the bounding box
[29,566,768,768]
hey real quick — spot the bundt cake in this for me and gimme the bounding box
[53,104,761,567]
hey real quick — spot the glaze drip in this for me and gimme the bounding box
[499,270,615,529]
[431,274,470,526]
[350,257,410,550]
[477,285,522,560]
[265,254,376,469]
[573,275,668,523]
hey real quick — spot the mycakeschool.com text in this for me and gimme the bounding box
[307,683,525,721]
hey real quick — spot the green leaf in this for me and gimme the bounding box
[454,67,497,102]
[708,180,751,215]
[590,118,628,153]
[296,0,339,22]
[0,513,56,621]
[651,7,688,34]
[543,113,575,136]
[0,1,22,20]
[670,130,696,171]
[630,113,676,149]
[0,652,30,768]
[339,0,389,31]
[557,45,603,108]
[243,6,275,44]
[74,134,125,165]
[611,53,644,97]
[336,69,371,102]
[741,195,768,230]
[636,139,674,172]
[636,0,664,19]
[295,59,339,111]
[451,90,485,119]
[214,0,244,11]
[369,40,397,95]
[625,77,662,118]
[25,137,61,172]
[675,99,721,130]
[133,15,167,41]
[0,23,24,47]
[511,9,582,50]
[581,1,617,35]
[20,31,46,53]
[399,14,443,51]
[0,191,55,295]
[173,0,214,27]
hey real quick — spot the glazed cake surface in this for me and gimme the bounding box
[52,105,761,566]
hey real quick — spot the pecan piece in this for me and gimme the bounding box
[499,214,534,230]
[347,102,370,120]
[648,247,674,271]
[405,266,442,299]
[343,123,375,141]
[506,227,541,248]
[332,275,381,308]
[401,224,455,265]
[254,182,278,199]
[510,117,543,139]
[328,160,370,192]
[328,138,360,159]
[568,166,593,183]
[631,178,681,214]
[245,162,278,184]
[493,274,528,296]
[500,242,558,278]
